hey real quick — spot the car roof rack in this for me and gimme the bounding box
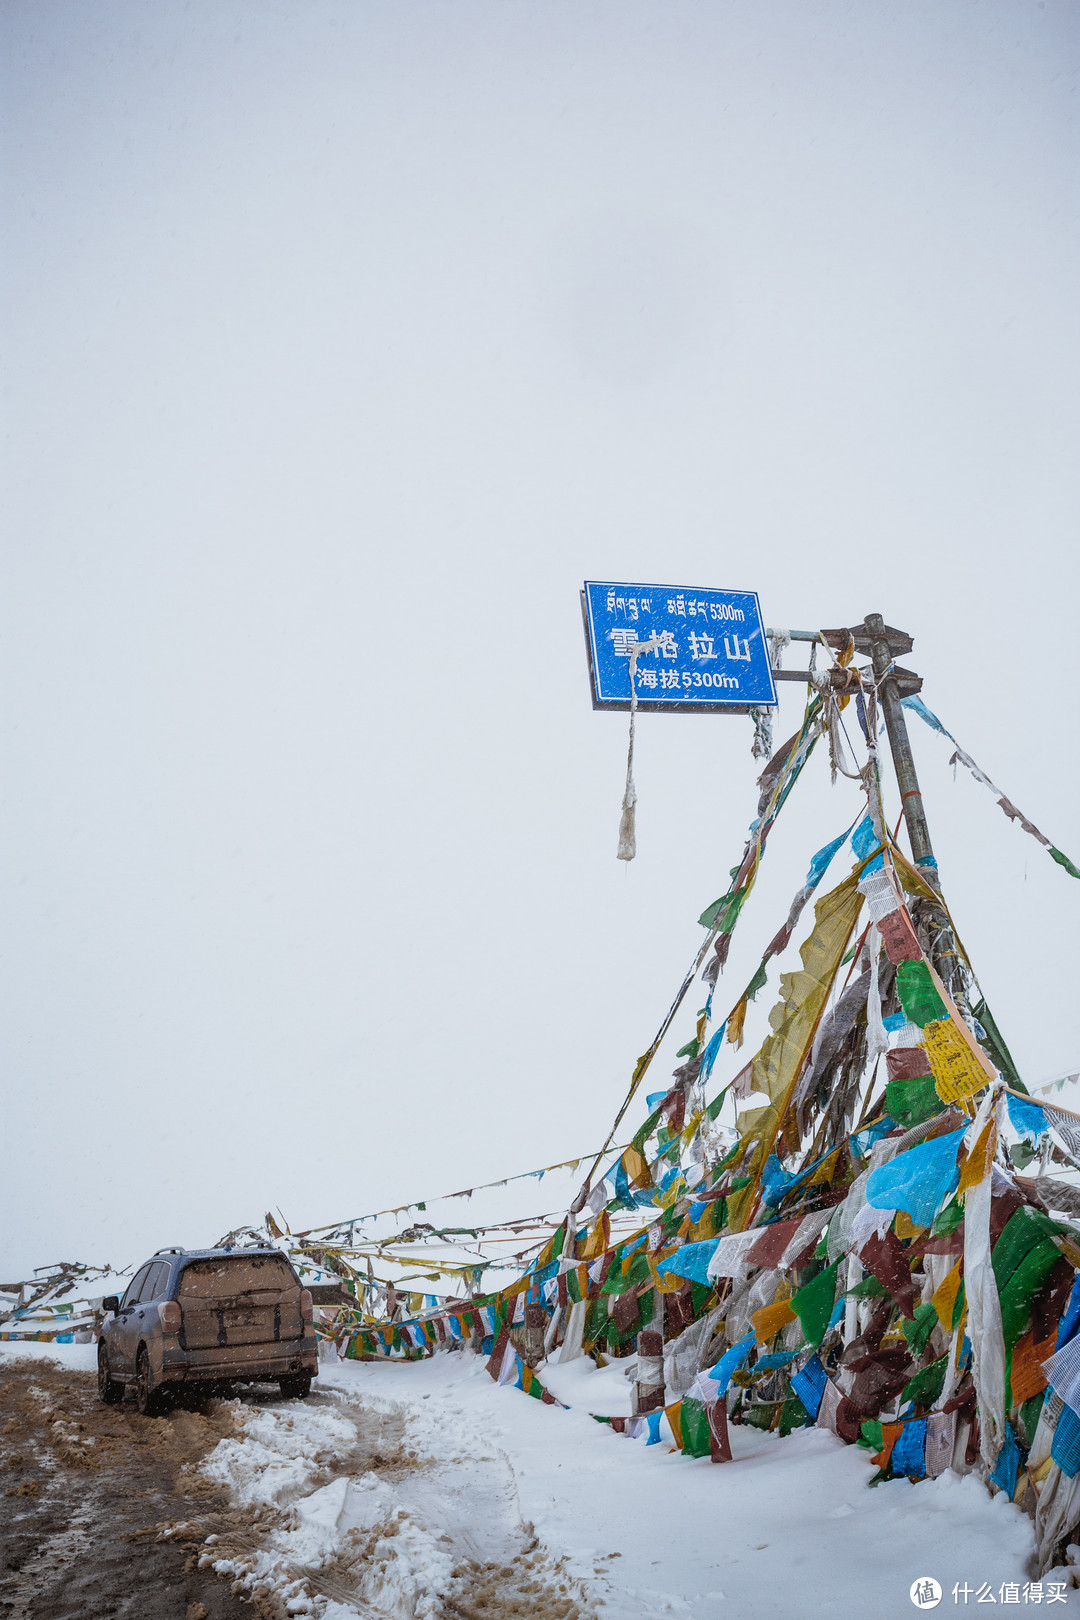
[153,1247,187,1256]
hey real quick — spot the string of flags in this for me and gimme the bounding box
[902,696,1080,880]
[7,676,1080,1574]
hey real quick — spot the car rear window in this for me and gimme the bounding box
[122,1265,152,1308]
[140,1262,171,1302]
[178,1255,297,1300]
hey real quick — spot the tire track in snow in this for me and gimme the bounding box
[197,1386,591,1618]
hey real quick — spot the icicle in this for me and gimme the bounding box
[768,628,791,668]
[749,707,773,762]
[617,726,638,860]
[616,635,660,862]
[865,922,888,1064]
[747,632,788,762]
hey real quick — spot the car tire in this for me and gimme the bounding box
[135,1347,167,1416]
[97,1343,125,1405]
[278,1374,312,1400]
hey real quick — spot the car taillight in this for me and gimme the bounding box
[158,1300,182,1333]
[300,1290,313,1323]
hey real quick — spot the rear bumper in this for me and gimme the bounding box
[160,1336,318,1383]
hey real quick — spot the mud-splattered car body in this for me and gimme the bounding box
[98,1245,318,1413]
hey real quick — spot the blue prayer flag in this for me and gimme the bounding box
[990,1422,1021,1496]
[656,1239,722,1287]
[805,827,853,890]
[890,1418,928,1479]
[866,1127,967,1229]
[851,817,879,860]
[1053,1404,1080,1479]
[1057,1276,1080,1351]
[706,1332,756,1396]
[791,1354,827,1419]
[1006,1093,1048,1146]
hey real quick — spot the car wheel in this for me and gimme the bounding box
[278,1374,312,1400]
[135,1346,167,1416]
[97,1342,125,1405]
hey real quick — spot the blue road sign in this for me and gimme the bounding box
[582,581,777,713]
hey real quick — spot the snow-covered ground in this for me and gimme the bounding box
[2,1340,1065,1617]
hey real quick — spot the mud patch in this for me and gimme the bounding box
[1,1362,591,1618]
[0,1357,252,1619]
[444,1554,588,1618]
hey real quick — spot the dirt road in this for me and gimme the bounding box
[0,1358,587,1619]
[0,1357,258,1620]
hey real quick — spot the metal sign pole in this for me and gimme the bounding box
[863,611,938,877]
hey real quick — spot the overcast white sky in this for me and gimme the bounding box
[2,1,1078,1280]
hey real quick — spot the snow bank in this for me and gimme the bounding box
[0,1340,97,1372]
[316,1351,1045,1619]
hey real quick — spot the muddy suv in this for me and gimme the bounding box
[97,1245,318,1414]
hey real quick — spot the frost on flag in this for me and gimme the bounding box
[581,581,777,713]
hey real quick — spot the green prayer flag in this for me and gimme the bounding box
[632,1107,664,1154]
[779,1395,809,1436]
[998,1239,1063,1350]
[1020,1391,1046,1447]
[790,1259,842,1348]
[951,1279,966,1333]
[584,1298,607,1344]
[601,1250,650,1296]
[1050,846,1080,880]
[698,889,735,930]
[745,960,769,1002]
[895,960,947,1028]
[972,998,1026,1094]
[902,1355,948,1411]
[886,1073,941,1129]
[679,1397,714,1457]
[902,1302,939,1358]
[705,1086,730,1122]
[860,1418,884,1452]
[932,1199,964,1237]
[690,1279,716,1318]
[846,1274,887,1299]
[992,1207,1066,1291]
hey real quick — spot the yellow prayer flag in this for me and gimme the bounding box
[930,1258,963,1331]
[681,1109,705,1149]
[622,1146,651,1189]
[752,1299,797,1344]
[581,1212,610,1261]
[809,1147,840,1187]
[648,1252,687,1294]
[924,1017,990,1105]
[958,1117,997,1197]
[688,1201,721,1242]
